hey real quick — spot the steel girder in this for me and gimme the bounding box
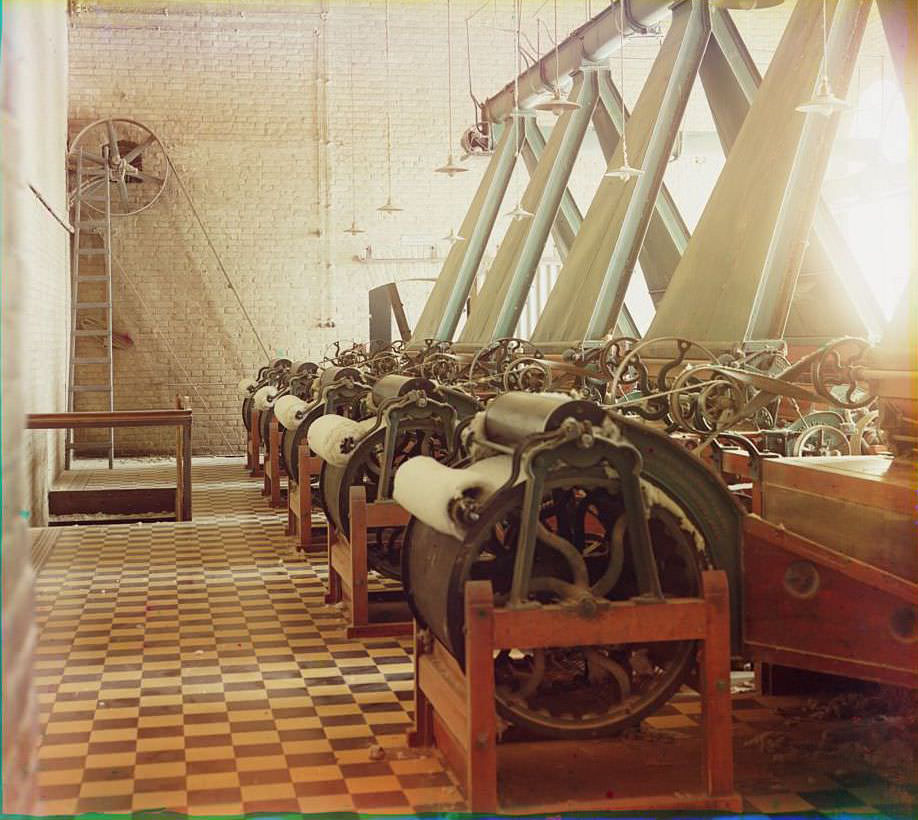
[521,117,641,339]
[531,1,705,349]
[701,7,883,341]
[409,122,521,347]
[645,0,872,347]
[457,71,599,344]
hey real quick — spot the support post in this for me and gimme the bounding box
[746,0,874,340]
[701,570,733,797]
[490,71,600,340]
[584,0,710,339]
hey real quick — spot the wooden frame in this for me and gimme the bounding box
[246,407,263,477]
[261,415,286,507]
[286,443,325,552]
[324,485,413,639]
[743,514,918,689]
[27,409,192,521]
[409,571,740,813]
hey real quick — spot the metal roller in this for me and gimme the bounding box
[371,374,437,405]
[400,392,743,740]
[483,392,607,446]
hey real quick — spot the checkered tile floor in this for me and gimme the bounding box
[32,458,916,816]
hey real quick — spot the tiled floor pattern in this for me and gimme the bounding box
[33,459,916,816]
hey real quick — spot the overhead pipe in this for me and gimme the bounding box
[480,0,675,124]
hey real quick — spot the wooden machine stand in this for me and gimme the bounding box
[262,416,286,508]
[325,485,413,639]
[246,408,263,477]
[409,571,740,814]
[286,443,324,552]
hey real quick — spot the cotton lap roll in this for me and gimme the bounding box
[274,395,309,430]
[238,377,256,395]
[307,415,378,467]
[393,455,517,540]
[253,385,278,411]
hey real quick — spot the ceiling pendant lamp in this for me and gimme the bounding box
[535,0,581,116]
[378,0,404,212]
[796,0,851,117]
[442,227,465,243]
[604,0,644,180]
[504,0,533,220]
[435,0,469,176]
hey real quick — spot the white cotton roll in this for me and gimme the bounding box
[253,385,278,411]
[307,415,377,467]
[238,377,256,395]
[393,455,516,540]
[274,395,309,430]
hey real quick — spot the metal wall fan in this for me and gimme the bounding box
[68,118,170,216]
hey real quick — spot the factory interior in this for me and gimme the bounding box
[2,0,916,815]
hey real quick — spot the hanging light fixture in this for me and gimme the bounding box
[442,227,465,243]
[344,53,366,235]
[534,0,581,115]
[378,0,404,213]
[436,0,468,176]
[604,0,643,180]
[796,0,851,117]
[503,0,533,220]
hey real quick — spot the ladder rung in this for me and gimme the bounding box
[74,329,109,337]
[67,441,115,450]
[70,385,113,393]
[78,220,108,228]
[77,276,110,282]
[74,357,111,364]
[75,302,112,309]
[78,249,107,256]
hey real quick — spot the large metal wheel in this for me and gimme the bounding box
[69,118,170,216]
[319,422,450,580]
[403,416,744,740]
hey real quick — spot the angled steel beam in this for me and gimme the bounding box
[458,73,599,344]
[531,3,695,349]
[646,0,868,346]
[409,121,520,346]
[584,0,710,340]
[746,0,873,340]
[592,70,690,307]
[702,5,882,340]
[522,117,640,339]
[491,70,601,339]
[520,120,581,258]
[878,0,918,125]
[481,0,673,122]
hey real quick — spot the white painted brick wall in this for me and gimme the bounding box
[67,0,889,453]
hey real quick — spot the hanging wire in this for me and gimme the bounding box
[603,0,643,179]
[378,0,402,212]
[112,253,239,454]
[345,51,365,234]
[504,0,532,219]
[164,154,271,361]
[436,0,467,175]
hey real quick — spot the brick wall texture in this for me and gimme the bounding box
[65,0,893,454]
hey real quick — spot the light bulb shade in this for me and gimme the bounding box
[534,92,581,115]
[604,163,644,180]
[442,228,465,242]
[377,198,403,213]
[435,154,469,176]
[344,219,365,235]
[796,77,851,116]
[505,203,534,220]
